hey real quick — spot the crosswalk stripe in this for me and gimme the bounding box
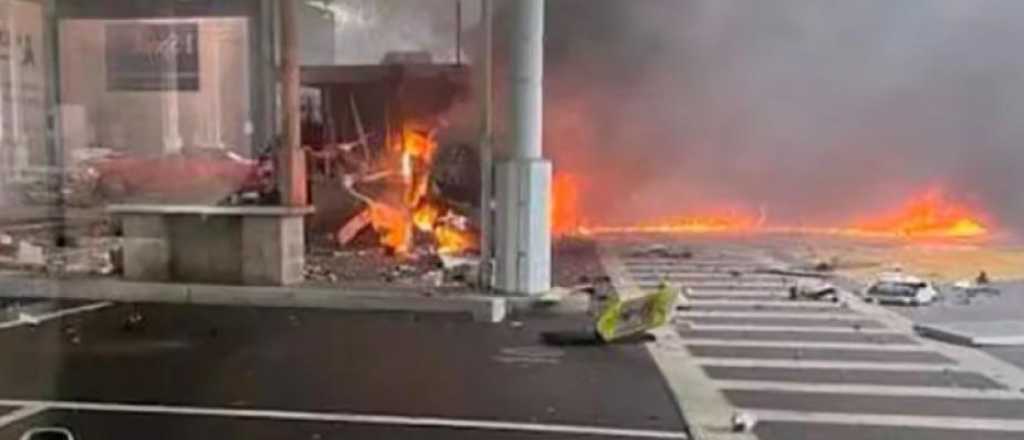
[714,380,1021,399]
[676,311,860,320]
[683,324,895,334]
[686,299,846,308]
[748,409,1024,432]
[683,340,928,351]
[692,358,965,372]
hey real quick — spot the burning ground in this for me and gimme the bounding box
[542,0,1024,237]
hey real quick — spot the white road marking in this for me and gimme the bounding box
[693,358,963,372]
[713,380,1023,400]
[682,340,927,351]
[686,291,789,297]
[683,324,896,334]
[0,399,689,439]
[676,311,863,320]
[0,302,113,330]
[686,299,846,308]
[748,409,1024,432]
[0,406,47,428]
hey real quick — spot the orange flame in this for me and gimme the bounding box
[362,122,477,255]
[552,172,583,235]
[580,213,759,235]
[850,190,989,238]
[435,223,479,255]
[368,203,412,254]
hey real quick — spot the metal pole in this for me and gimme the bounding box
[278,0,307,206]
[508,0,543,160]
[477,0,494,290]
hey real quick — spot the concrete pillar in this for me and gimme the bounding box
[508,0,544,160]
[494,0,551,296]
[278,0,308,206]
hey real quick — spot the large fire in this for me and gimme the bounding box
[848,190,989,239]
[552,172,990,240]
[552,172,583,235]
[363,123,477,255]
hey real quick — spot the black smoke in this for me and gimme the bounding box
[542,0,1024,232]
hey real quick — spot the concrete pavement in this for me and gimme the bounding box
[0,300,687,440]
[605,238,1024,440]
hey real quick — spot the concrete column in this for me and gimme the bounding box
[494,0,551,296]
[508,0,544,160]
[278,0,308,206]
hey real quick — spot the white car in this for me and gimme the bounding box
[863,273,938,306]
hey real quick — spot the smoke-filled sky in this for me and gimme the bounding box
[541,0,1024,231]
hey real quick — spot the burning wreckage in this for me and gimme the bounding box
[7,63,482,286]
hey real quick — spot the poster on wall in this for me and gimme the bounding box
[105,22,200,91]
[0,0,46,173]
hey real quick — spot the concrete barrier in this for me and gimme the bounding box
[0,275,507,323]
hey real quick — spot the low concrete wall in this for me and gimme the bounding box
[0,275,507,323]
[111,205,313,286]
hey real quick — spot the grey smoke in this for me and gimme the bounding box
[542,0,1024,232]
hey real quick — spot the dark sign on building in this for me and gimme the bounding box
[105,22,199,91]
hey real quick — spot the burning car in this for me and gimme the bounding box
[863,272,938,306]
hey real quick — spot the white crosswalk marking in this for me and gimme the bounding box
[607,241,1024,438]
[714,380,1024,400]
[682,340,926,351]
[683,324,896,334]
[749,410,1024,432]
[693,358,963,372]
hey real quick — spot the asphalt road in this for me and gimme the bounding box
[891,280,1024,369]
[614,237,1024,440]
[0,302,686,440]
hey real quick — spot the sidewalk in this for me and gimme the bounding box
[0,273,507,323]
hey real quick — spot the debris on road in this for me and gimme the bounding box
[789,280,839,302]
[17,312,41,326]
[864,272,939,306]
[629,244,693,259]
[731,411,758,432]
[16,241,45,266]
[543,282,678,346]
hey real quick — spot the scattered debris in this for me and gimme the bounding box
[731,411,758,432]
[422,270,444,287]
[630,244,693,259]
[122,309,144,332]
[864,272,938,306]
[16,241,45,266]
[336,209,373,246]
[758,266,832,279]
[789,280,839,302]
[17,312,41,326]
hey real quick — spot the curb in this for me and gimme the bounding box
[0,275,507,323]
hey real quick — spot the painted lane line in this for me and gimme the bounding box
[686,299,848,308]
[0,302,113,330]
[682,340,929,351]
[683,324,896,334]
[713,380,1022,400]
[693,358,965,372]
[676,311,861,320]
[748,409,1024,432]
[0,399,688,439]
[0,406,47,428]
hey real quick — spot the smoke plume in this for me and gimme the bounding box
[542,0,1024,232]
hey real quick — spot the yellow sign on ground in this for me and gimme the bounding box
[595,283,677,342]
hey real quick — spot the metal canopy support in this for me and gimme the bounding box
[494,0,551,296]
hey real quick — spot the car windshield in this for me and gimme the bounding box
[2,2,1023,440]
